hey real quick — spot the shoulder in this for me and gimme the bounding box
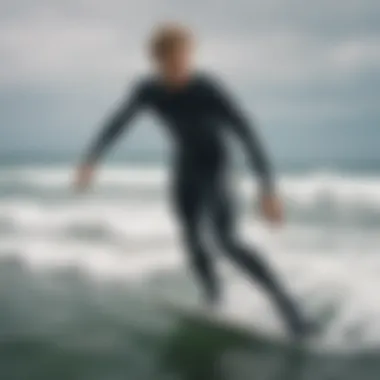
[131,76,155,98]
[194,71,228,95]
[195,71,218,87]
[132,75,168,105]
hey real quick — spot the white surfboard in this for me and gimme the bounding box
[143,273,335,350]
[152,295,304,350]
[153,294,333,350]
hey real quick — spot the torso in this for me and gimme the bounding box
[140,74,228,170]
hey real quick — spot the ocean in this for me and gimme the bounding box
[1,158,380,380]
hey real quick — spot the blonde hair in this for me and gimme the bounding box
[149,23,193,59]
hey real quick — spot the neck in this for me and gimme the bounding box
[163,71,192,88]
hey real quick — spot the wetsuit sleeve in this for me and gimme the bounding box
[84,81,147,164]
[206,77,275,193]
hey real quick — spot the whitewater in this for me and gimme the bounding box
[1,164,380,360]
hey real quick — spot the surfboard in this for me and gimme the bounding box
[161,299,283,342]
[143,273,336,350]
[154,295,335,350]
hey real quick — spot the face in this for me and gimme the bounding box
[155,41,193,84]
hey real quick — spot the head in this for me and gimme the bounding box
[149,23,195,85]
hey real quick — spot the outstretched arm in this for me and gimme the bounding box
[75,82,146,191]
[227,110,273,194]
[207,78,274,193]
[206,76,282,224]
[84,83,146,165]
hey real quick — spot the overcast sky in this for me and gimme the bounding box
[0,0,379,162]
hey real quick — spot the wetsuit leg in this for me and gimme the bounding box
[171,163,220,304]
[206,169,305,333]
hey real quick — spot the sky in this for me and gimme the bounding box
[0,0,379,163]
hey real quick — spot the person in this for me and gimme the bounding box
[74,23,309,337]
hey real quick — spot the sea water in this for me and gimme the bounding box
[1,161,380,379]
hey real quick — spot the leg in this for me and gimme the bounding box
[206,171,306,334]
[170,166,220,304]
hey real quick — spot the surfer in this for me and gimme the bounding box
[74,23,310,337]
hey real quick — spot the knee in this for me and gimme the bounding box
[183,234,212,269]
[182,228,209,259]
[212,217,238,253]
[182,228,201,250]
[215,230,238,254]
[215,230,252,260]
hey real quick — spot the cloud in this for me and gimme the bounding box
[1,0,379,87]
[0,0,379,157]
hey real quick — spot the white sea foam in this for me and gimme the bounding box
[1,165,380,352]
[3,165,380,209]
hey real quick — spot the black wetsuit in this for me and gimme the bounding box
[85,73,305,335]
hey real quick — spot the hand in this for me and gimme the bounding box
[259,193,284,226]
[74,163,95,193]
